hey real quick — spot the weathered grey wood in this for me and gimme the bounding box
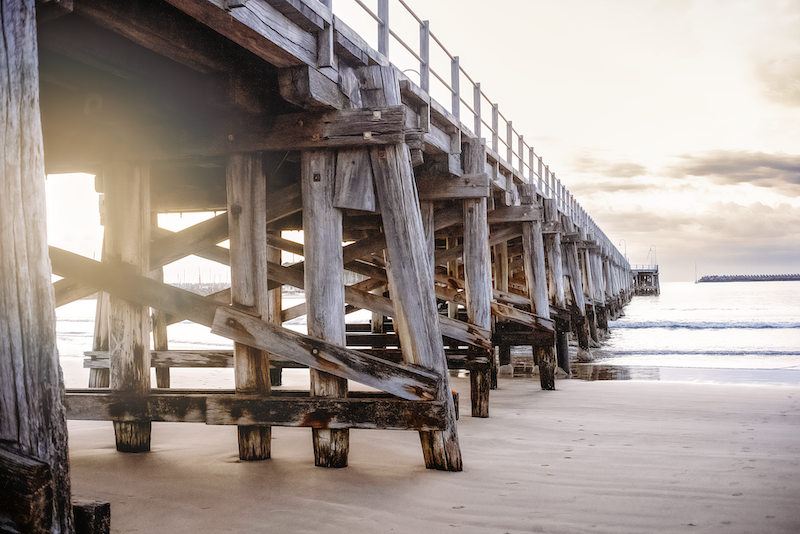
[333,148,375,212]
[206,396,446,431]
[65,392,445,431]
[149,212,228,270]
[54,278,96,307]
[50,246,441,401]
[488,205,541,224]
[151,266,170,389]
[302,149,349,467]
[105,159,152,452]
[88,291,110,388]
[267,232,283,386]
[176,106,407,157]
[416,173,489,200]
[279,64,346,110]
[227,152,271,460]
[493,242,509,293]
[543,198,566,309]
[462,138,492,416]
[165,0,316,68]
[212,307,439,400]
[359,64,462,471]
[0,3,74,529]
[520,185,556,390]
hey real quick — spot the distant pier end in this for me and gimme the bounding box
[632,265,660,295]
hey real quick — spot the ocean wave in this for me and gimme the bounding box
[613,321,800,330]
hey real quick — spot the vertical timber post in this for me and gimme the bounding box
[267,231,283,386]
[360,65,462,471]
[151,214,169,389]
[227,153,271,461]
[543,197,569,374]
[302,149,349,468]
[520,185,556,390]
[562,217,592,361]
[463,138,492,417]
[0,1,74,528]
[106,160,151,453]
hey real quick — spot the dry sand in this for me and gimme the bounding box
[67,374,800,533]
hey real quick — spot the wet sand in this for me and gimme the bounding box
[66,374,800,533]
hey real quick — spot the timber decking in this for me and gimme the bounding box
[33,0,633,477]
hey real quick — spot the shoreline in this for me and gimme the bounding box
[67,375,800,533]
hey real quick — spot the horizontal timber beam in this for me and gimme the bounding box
[64,391,446,431]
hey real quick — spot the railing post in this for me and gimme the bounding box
[491,103,499,154]
[451,55,460,120]
[518,135,524,175]
[537,156,543,193]
[473,82,481,138]
[506,120,513,164]
[378,0,389,57]
[528,146,534,185]
[419,20,430,92]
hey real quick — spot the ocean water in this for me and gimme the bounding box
[56,282,800,388]
[589,281,800,385]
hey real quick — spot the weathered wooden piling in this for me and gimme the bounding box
[30,0,636,491]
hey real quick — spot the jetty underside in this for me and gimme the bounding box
[38,0,632,473]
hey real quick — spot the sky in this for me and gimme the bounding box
[46,0,800,283]
[340,0,800,281]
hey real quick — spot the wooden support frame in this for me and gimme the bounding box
[104,159,152,453]
[227,152,272,460]
[65,390,446,431]
[520,185,556,390]
[49,247,440,402]
[359,64,462,471]
[302,148,349,467]
[462,138,493,415]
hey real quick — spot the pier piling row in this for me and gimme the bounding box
[34,0,632,475]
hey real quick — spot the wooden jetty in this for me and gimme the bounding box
[632,265,660,295]
[2,0,633,530]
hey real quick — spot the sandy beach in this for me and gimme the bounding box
[66,374,800,533]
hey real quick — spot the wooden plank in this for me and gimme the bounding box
[49,247,440,401]
[333,148,376,212]
[64,392,445,431]
[211,307,439,401]
[177,106,407,157]
[302,148,349,467]
[207,396,446,431]
[150,212,228,269]
[165,0,316,68]
[227,152,271,460]
[416,173,489,200]
[267,259,492,349]
[53,277,96,307]
[488,205,542,223]
[263,0,327,32]
[360,64,462,471]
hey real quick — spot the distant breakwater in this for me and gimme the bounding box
[698,274,800,283]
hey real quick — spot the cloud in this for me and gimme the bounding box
[755,55,800,107]
[570,152,648,179]
[668,150,800,196]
